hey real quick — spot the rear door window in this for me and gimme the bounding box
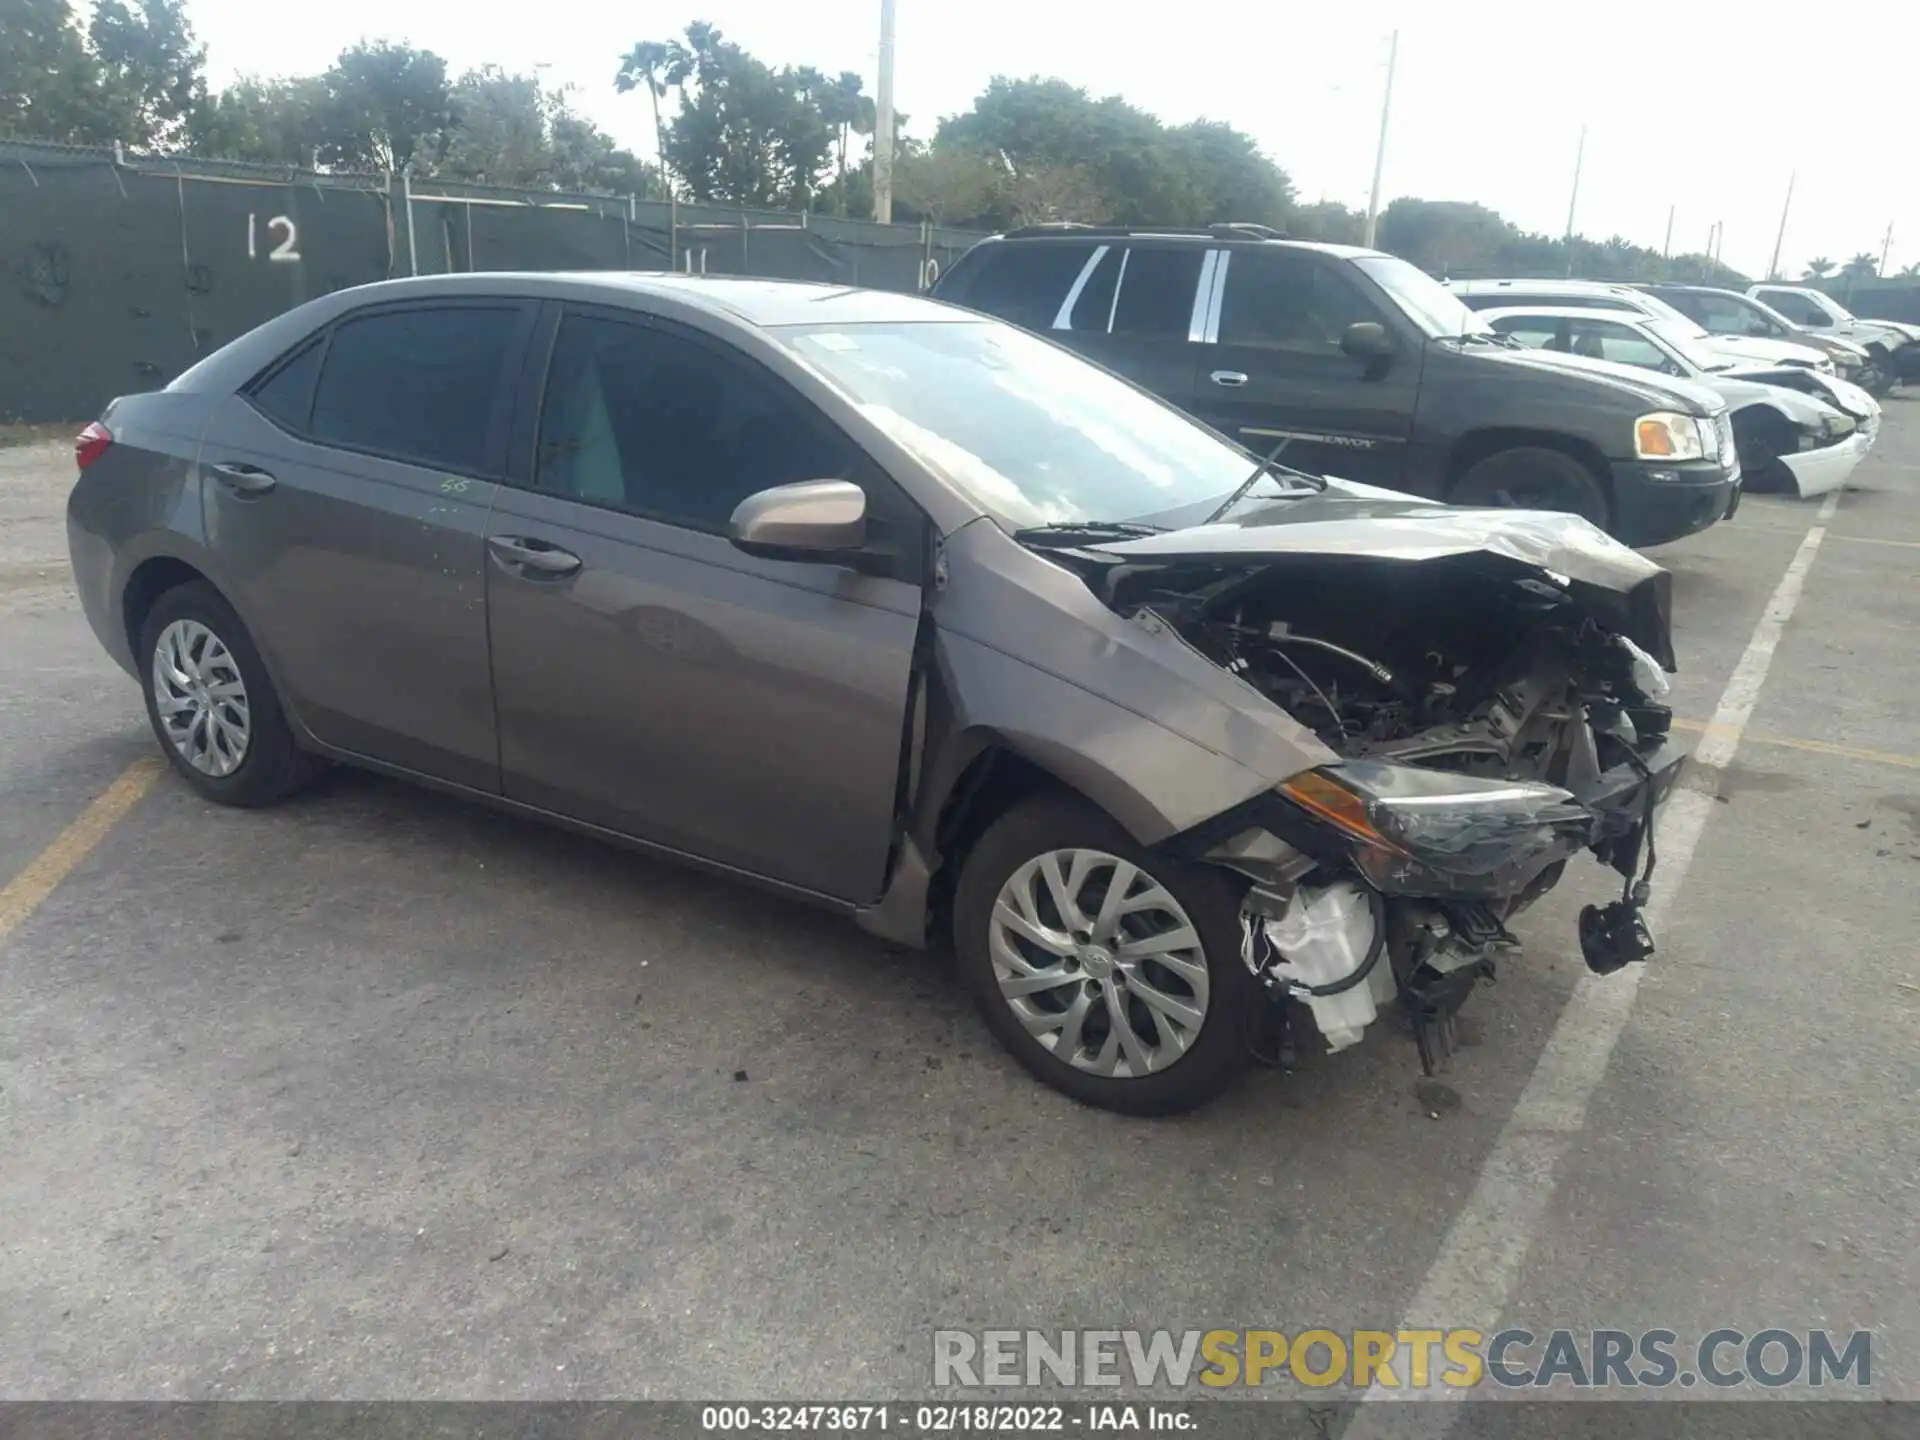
[1108,247,1207,339]
[308,305,525,474]
[957,244,1099,330]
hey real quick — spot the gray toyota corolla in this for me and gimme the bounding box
[68,273,1687,1114]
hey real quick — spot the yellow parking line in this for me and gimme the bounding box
[1672,717,1920,772]
[0,755,162,946]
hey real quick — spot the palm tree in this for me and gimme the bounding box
[1803,256,1834,279]
[821,71,875,217]
[1840,251,1879,280]
[615,39,688,199]
[1901,261,1920,279]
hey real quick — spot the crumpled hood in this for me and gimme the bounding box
[1105,479,1663,592]
[1100,480,1677,669]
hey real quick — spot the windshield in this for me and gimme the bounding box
[780,321,1284,528]
[1351,254,1491,337]
[1641,318,1724,371]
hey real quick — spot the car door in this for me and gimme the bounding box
[483,304,926,903]
[1046,244,1207,412]
[196,300,532,791]
[1190,246,1416,486]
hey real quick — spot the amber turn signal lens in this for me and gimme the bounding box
[1279,771,1406,854]
[1635,417,1677,457]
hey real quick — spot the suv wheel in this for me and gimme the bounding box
[1451,446,1611,530]
[953,794,1253,1115]
[139,581,320,807]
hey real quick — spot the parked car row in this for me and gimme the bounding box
[932,225,1742,546]
[1473,304,1879,498]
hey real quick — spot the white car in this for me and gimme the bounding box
[1746,283,1920,384]
[1477,304,1877,499]
[1448,279,1835,374]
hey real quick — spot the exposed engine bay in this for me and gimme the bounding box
[1093,545,1686,1074]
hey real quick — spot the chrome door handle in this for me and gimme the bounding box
[488,535,582,575]
[210,461,276,494]
[1210,370,1249,387]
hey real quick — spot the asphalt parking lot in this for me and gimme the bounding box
[2,417,1917,1408]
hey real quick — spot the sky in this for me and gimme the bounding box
[181,0,1920,280]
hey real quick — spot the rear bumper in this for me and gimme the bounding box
[1608,458,1741,547]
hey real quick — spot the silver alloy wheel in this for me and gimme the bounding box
[152,618,251,777]
[988,848,1210,1078]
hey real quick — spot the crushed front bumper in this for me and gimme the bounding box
[1780,424,1874,499]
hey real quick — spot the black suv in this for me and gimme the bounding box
[933,225,1740,546]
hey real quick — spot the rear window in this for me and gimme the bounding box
[308,306,521,474]
[952,244,1098,331]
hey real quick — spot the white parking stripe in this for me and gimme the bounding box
[1342,488,1842,1436]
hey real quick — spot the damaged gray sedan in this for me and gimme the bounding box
[67,274,1686,1114]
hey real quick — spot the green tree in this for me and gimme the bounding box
[187,75,326,163]
[87,0,204,146]
[319,40,454,172]
[0,0,115,142]
[1840,251,1879,280]
[614,38,689,199]
[817,70,874,216]
[1803,256,1834,278]
[934,76,1290,230]
[656,22,833,208]
[440,66,550,184]
[1288,200,1365,244]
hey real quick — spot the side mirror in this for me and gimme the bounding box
[729,480,868,564]
[1340,321,1395,361]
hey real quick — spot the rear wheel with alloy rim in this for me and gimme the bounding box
[1450,445,1612,531]
[138,580,319,807]
[953,794,1253,1114]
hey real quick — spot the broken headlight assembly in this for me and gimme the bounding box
[1278,761,1594,898]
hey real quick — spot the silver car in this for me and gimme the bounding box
[68,274,1687,1114]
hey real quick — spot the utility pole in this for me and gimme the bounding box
[872,0,897,225]
[1767,170,1795,281]
[1880,220,1895,277]
[1562,124,1586,276]
[1662,204,1674,259]
[1361,30,1398,249]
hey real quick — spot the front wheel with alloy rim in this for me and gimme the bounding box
[138,580,319,807]
[1450,445,1612,532]
[953,794,1254,1115]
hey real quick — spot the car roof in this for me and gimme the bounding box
[1447,277,1643,294]
[980,231,1385,260]
[1478,305,1666,325]
[351,271,963,328]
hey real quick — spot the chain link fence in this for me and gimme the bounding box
[0,138,983,424]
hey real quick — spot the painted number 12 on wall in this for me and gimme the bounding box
[247,214,302,262]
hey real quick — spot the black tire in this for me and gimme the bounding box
[1730,411,1797,494]
[1450,446,1611,531]
[138,580,320,807]
[1857,361,1893,398]
[953,793,1255,1116]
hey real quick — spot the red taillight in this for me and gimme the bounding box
[75,421,113,471]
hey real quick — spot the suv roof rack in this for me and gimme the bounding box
[999,220,1289,241]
